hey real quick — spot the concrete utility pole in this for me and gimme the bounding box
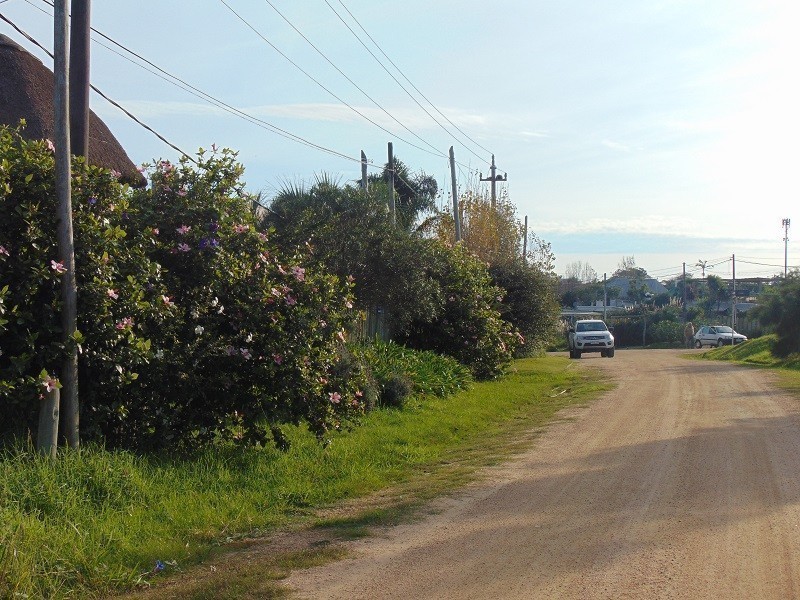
[69,0,90,159]
[732,254,736,329]
[682,262,687,322]
[522,215,528,263]
[55,0,80,448]
[783,218,791,278]
[449,146,461,242]
[603,273,607,322]
[360,150,368,191]
[387,142,395,225]
[479,154,507,207]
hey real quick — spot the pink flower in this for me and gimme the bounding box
[176,187,187,197]
[272,354,283,365]
[257,232,268,242]
[329,391,341,404]
[355,390,363,398]
[226,346,238,356]
[345,300,353,309]
[177,243,191,252]
[285,295,297,306]
[115,317,134,330]
[111,169,121,179]
[176,225,191,235]
[291,266,305,281]
[41,376,59,393]
[211,143,218,152]
[161,295,174,307]
[152,228,159,236]
[107,289,119,300]
[346,275,355,283]
[277,264,287,275]
[50,260,67,274]
[240,348,252,360]
[46,139,55,152]
[0,245,9,257]
[337,330,346,343]
[234,224,249,234]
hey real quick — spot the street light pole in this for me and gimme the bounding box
[783,218,791,278]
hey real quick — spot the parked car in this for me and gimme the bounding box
[568,319,615,358]
[693,325,747,348]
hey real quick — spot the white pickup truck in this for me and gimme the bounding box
[568,319,615,359]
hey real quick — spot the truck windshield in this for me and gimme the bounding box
[576,322,607,332]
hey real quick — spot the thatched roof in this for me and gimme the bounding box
[0,34,146,187]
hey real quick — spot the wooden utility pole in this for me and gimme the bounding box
[360,150,368,191]
[69,0,90,159]
[479,154,507,207]
[387,142,395,224]
[449,146,461,242]
[55,0,80,448]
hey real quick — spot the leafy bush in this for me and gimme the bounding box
[396,242,520,379]
[489,259,560,356]
[0,125,171,441]
[352,340,472,401]
[1,126,367,449]
[753,272,800,357]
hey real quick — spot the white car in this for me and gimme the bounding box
[568,319,615,359]
[693,325,747,348]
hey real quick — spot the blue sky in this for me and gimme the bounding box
[2,0,798,281]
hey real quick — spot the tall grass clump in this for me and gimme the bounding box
[353,340,472,406]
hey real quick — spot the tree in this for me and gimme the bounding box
[369,157,438,230]
[613,255,648,279]
[753,271,800,356]
[433,189,524,266]
[564,261,598,283]
[705,274,730,314]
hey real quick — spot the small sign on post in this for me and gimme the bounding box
[37,387,60,458]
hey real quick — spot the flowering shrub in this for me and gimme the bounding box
[0,124,171,440]
[0,125,365,449]
[123,150,364,449]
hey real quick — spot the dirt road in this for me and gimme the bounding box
[285,349,800,599]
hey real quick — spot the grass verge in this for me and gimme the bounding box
[692,334,800,393]
[1,356,609,599]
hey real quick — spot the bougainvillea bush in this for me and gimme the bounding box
[0,125,364,450]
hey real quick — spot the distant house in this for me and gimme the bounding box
[0,34,145,187]
[606,276,668,305]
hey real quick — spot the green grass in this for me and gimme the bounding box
[1,356,609,599]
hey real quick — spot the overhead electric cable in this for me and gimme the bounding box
[217,0,449,160]
[262,0,444,157]
[0,12,196,161]
[22,0,366,166]
[327,0,492,165]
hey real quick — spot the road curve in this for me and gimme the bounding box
[285,349,800,599]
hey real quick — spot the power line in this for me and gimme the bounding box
[0,12,195,161]
[261,0,444,158]
[327,0,492,166]
[19,0,366,166]
[217,0,450,160]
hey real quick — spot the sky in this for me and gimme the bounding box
[1,0,798,282]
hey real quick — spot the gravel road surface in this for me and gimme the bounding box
[286,349,800,599]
